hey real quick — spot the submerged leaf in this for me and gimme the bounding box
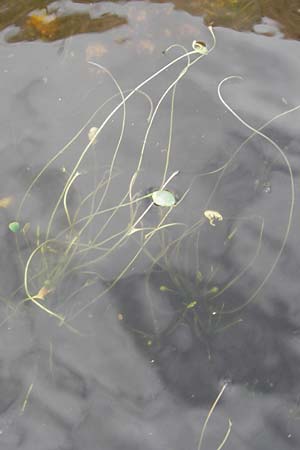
[187,300,197,309]
[160,285,171,292]
[151,190,176,207]
[0,196,13,208]
[22,223,31,234]
[88,127,99,144]
[196,271,203,284]
[207,286,219,295]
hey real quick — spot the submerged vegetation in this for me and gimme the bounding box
[1,24,298,345]
[9,27,218,327]
[0,10,298,445]
[197,383,231,450]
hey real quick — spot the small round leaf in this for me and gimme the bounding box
[9,221,20,233]
[151,190,176,207]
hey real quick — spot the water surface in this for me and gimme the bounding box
[0,1,300,449]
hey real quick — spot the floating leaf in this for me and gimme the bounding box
[8,221,20,233]
[151,190,176,207]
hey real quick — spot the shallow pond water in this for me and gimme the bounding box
[0,1,300,449]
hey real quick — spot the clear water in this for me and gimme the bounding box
[0,2,299,449]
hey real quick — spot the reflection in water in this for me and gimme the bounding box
[111,253,300,401]
[1,0,299,42]
[6,8,127,42]
[0,1,300,449]
[152,0,300,40]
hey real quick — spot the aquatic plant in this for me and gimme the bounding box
[9,27,217,327]
[3,24,298,337]
[197,383,231,450]
[151,190,176,207]
[113,74,300,346]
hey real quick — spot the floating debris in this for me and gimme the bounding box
[34,286,52,301]
[204,210,223,226]
[263,182,271,194]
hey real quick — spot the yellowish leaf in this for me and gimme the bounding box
[0,196,13,208]
[204,210,223,226]
[34,286,52,301]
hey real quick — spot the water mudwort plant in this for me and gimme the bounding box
[0,23,298,448]
[2,25,298,341]
[11,29,217,326]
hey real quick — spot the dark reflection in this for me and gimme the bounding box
[104,141,299,406]
[109,249,300,408]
